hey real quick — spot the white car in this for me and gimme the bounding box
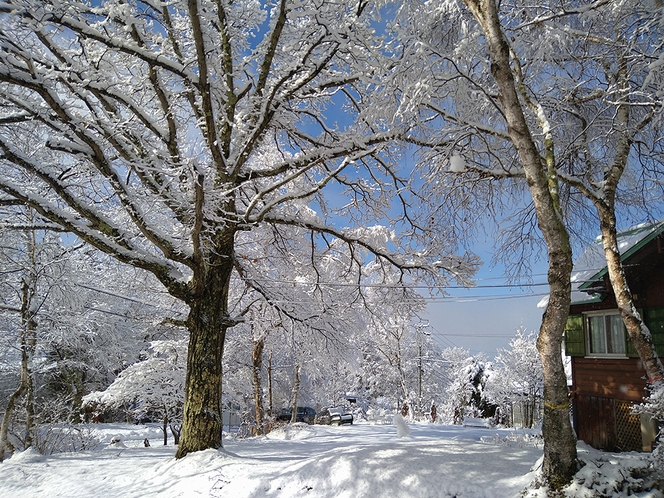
[328,407,353,425]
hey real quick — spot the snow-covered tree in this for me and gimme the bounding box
[634,381,664,468]
[83,339,187,446]
[0,0,478,457]
[382,0,625,485]
[543,3,664,386]
[352,269,430,417]
[0,220,180,460]
[438,347,489,425]
[37,252,185,420]
[0,219,40,460]
[486,328,542,429]
[247,303,278,435]
[386,2,663,484]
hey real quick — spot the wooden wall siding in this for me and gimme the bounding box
[571,357,647,402]
[574,396,642,452]
[567,232,662,453]
[575,395,615,451]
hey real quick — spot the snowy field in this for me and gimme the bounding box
[0,422,661,498]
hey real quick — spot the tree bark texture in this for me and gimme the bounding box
[252,338,265,435]
[460,0,577,488]
[585,56,664,384]
[598,212,664,382]
[175,240,234,458]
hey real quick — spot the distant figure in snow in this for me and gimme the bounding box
[393,413,410,438]
[107,435,126,449]
[453,406,462,425]
[143,438,150,447]
[430,402,437,424]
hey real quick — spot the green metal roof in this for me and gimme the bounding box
[576,220,664,293]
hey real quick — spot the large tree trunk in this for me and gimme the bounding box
[252,337,265,435]
[598,212,664,382]
[175,245,234,458]
[460,0,577,488]
[538,289,576,489]
[175,299,227,457]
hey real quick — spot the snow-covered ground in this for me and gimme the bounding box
[0,422,661,497]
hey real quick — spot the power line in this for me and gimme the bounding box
[419,292,549,302]
[432,333,520,338]
[261,291,549,308]
[248,277,552,290]
[77,283,163,308]
[245,267,612,292]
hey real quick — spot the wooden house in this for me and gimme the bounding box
[564,220,664,452]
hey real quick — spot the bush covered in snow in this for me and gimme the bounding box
[633,380,664,468]
[522,443,663,498]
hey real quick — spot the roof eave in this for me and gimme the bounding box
[576,221,664,292]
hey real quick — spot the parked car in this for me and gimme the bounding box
[277,406,317,424]
[328,407,353,425]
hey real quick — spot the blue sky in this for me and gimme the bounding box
[421,243,547,358]
[427,212,664,358]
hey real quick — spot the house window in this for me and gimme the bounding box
[586,312,626,355]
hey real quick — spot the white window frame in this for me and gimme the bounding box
[584,310,628,358]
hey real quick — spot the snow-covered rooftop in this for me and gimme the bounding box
[538,219,664,308]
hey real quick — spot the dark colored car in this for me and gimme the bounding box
[277,406,317,424]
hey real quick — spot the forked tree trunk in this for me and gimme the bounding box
[170,423,181,445]
[0,275,38,461]
[598,212,664,382]
[0,350,28,462]
[586,62,664,383]
[460,0,577,488]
